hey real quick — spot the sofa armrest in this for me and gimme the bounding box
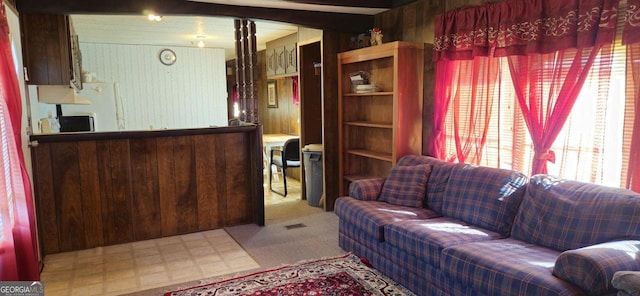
[348,178,385,201]
[552,240,640,296]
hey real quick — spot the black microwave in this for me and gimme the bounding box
[59,116,94,132]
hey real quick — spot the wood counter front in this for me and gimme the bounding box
[30,126,264,255]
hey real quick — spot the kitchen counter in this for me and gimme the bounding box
[30,125,259,143]
[30,125,264,255]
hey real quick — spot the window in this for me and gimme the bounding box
[443,57,522,170]
[547,43,626,186]
[443,11,631,188]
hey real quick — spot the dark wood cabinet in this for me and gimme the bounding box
[21,14,82,90]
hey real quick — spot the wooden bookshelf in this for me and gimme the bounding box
[338,41,424,195]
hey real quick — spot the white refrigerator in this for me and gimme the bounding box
[62,82,121,132]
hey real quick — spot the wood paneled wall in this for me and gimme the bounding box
[31,127,262,255]
[319,31,352,211]
[262,77,300,135]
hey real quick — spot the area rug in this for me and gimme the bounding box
[164,253,415,296]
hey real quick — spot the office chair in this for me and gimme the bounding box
[269,138,300,197]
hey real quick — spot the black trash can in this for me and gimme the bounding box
[303,144,323,207]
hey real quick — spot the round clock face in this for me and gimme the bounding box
[159,49,177,65]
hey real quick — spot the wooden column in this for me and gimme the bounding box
[234,19,245,122]
[238,19,251,122]
[234,19,259,124]
[241,20,251,122]
[248,21,258,123]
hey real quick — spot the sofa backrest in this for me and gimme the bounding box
[512,174,640,251]
[397,155,460,213]
[442,164,528,236]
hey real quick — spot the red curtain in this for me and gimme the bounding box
[426,61,454,158]
[0,2,40,280]
[427,57,504,164]
[292,76,299,105]
[626,42,640,192]
[624,0,640,192]
[448,57,501,164]
[507,45,609,175]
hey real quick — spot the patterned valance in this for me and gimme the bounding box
[433,0,619,61]
[624,0,640,44]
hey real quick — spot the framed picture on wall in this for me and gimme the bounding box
[267,81,278,108]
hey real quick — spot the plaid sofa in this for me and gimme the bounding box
[334,155,640,296]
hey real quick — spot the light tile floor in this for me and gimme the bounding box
[40,175,303,296]
[40,229,259,296]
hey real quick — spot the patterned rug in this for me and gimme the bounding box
[164,253,414,296]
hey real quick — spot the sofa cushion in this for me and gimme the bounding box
[384,217,504,267]
[442,238,584,296]
[511,174,640,251]
[379,164,431,208]
[397,155,459,213]
[553,240,640,296]
[441,164,528,236]
[334,196,440,242]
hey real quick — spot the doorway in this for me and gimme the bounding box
[264,40,324,220]
[227,42,325,222]
[298,40,323,208]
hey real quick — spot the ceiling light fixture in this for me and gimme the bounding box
[194,35,207,48]
[147,14,163,21]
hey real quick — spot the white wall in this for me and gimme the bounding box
[80,43,228,130]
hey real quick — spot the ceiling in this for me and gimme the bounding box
[68,0,396,59]
[188,0,389,15]
[71,14,300,60]
[18,0,419,48]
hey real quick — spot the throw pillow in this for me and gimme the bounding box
[379,164,431,208]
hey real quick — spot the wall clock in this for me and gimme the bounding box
[159,49,177,66]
